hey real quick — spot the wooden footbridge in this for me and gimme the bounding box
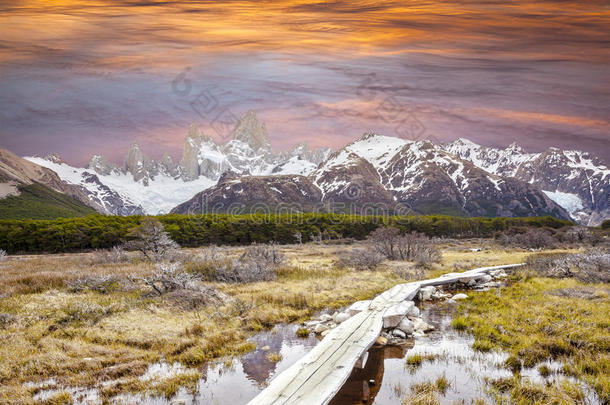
[247,264,523,405]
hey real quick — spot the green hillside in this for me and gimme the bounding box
[0,183,96,220]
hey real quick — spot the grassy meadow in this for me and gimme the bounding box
[0,238,605,404]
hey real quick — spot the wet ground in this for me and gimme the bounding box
[33,302,600,404]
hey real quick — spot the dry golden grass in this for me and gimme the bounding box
[0,241,562,403]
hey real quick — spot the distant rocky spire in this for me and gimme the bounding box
[181,123,203,180]
[87,154,116,176]
[231,110,271,152]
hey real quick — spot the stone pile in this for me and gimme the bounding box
[303,268,508,343]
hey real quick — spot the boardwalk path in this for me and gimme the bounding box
[247,264,523,405]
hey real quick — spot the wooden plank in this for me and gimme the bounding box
[247,264,523,405]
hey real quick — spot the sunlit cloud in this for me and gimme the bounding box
[0,0,608,164]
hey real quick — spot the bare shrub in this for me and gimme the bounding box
[241,243,284,266]
[139,262,198,295]
[125,218,179,262]
[367,227,440,265]
[525,249,610,283]
[413,244,441,268]
[67,275,125,294]
[90,246,129,264]
[393,265,426,280]
[164,288,229,310]
[337,248,385,271]
[498,228,557,249]
[186,244,281,283]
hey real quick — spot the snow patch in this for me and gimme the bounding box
[542,190,584,216]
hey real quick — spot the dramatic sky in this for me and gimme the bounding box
[0,0,609,166]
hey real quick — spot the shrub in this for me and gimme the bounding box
[90,246,128,264]
[367,227,440,265]
[498,228,558,249]
[241,243,284,266]
[67,275,123,294]
[124,217,179,262]
[140,262,197,295]
[186,244,281,283]
[337,247,385,271]
[525,249,610,283]
[413,244,441,268]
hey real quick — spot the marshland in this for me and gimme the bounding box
[0,218,608,405]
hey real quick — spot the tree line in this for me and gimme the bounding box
[0,213,572,254]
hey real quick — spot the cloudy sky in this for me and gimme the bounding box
[0,0,608,166]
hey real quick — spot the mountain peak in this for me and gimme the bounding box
[87,154,117,176]
[186,122,202,143]
[453,138,479,147]
[506,142,525,154]
[232,111,271,151]
[45,153,65,164]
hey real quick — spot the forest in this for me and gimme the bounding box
[0,213,572,254]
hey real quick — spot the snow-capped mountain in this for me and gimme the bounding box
[173,133,570,221]
[21,111,608,224]
[26,111,331,215]
[444,138,610,225]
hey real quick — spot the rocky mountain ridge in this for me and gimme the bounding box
[21,111,608,224]
[26,111,331,215]
[173,134,569,220]
[444,138,609,225]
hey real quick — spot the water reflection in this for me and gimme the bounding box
[84,303,600,404]
[329,343,414,405]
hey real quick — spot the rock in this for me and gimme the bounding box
[375,336,388,345]
[478,275,492,283]
[496,271,508,278]
[314,323,329,334]
[417,286,436,301]
[348,300,372,316]
[413,331,425,337]
[411,317,435,332]
[397,318,414,335]
[333,311,351,324]
[407,305,420,317]
[391,329,407,339]
[303,321,319,328]
[321,329,331,337]
[383,301,415,328]
[446,298,457,305]
[459,276,477,286]
[320,314,333,322]
[261,346,270,351]
[431,291,446,300]
[452,293,469,300]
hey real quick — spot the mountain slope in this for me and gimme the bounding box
[444,139,609,225]
[172,173,322,215]
[0,148,98,219]
[0,183,96,220]
[28,111,330,215]
[174,133,570,220]
[18,111,606,223]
